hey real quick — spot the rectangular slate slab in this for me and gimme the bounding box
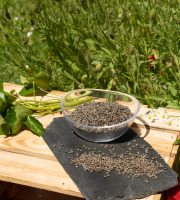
[42,117,178,200]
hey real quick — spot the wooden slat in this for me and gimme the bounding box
[131,127,178,157]
[0,126,176,161]
[0,83,179,200]
[0,150,83,198]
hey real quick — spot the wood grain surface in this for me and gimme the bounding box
[0,83,179,200]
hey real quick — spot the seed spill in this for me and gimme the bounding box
[66,147,166,181]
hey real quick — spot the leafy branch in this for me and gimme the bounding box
[0,78,62,136]
[0,73,93,136]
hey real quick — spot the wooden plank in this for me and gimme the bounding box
[131,127,178,157]
[3,82,65,97]
[0,125,177,161]
[1,83,179,200]
[153,194,163,200]
[135,195,154,200]
[0,149,83,198]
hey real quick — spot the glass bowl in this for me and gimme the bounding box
[60,89,140,143]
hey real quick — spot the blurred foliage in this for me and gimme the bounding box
[0,0,180,109]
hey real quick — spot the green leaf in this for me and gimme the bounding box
[91,60,100,65]
[101,47,112,56]
[169,86,177,96]
[96,67,107,80]
[167,83,177,97]
[148,95,168,102]
[0,114,10,135]
[107,79,113,90]
[85,39,95,46]
[0,101,10,114]
[0,81,4,92]
[4,92,16,104]
[34,72,50,89]
[166,102,180,110]
[10,89,16,94]
[173,139,180,145]
[19,84,34,96]
[0,92,6,102]
[20,76,28,85]
[24,116,44,136]
[4,104,33,134]
[81,74,87,82]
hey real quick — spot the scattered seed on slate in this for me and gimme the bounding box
[144,180,149,184]
[69,149,166,180]
[70,101,133,127]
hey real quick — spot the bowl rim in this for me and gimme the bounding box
[60,88,141,129]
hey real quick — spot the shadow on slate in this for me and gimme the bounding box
[42,117,178,200]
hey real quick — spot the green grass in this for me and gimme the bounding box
[0,0,180,109]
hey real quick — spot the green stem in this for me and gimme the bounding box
[66,90,92,101]
[24,105,60,111]
[40,88,63,98]
[32,109,61,116]
[16,99,60,103]
[23,102,60,106]
[168,115,180,117]
[63,96,93,107]
[33,81,36,101]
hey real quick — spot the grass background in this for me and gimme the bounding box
[0,0,180,109]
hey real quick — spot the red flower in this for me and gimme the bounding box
[148,54,155,68]
[148,54,155,60]
[166,177,180,200]
[162,59,167,63]
[159,70,163,75]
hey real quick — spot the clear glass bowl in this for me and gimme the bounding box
[60,89,140,143]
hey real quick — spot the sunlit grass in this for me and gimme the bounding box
[0,0,179,109]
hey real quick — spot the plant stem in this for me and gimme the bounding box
[16,99,60,103]
[32,109,61,116]
[168,115,180,117]
[24,105,60,111]
[63,96,93,107]
[40,88,63,97]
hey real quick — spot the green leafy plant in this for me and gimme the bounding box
[0,80,59,136]
[0,79,94,136]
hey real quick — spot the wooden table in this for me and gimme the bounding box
[0,83,180,200]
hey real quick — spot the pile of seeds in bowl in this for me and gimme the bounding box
[70,101,133,126]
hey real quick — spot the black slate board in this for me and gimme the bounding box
[42,117,178,200]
